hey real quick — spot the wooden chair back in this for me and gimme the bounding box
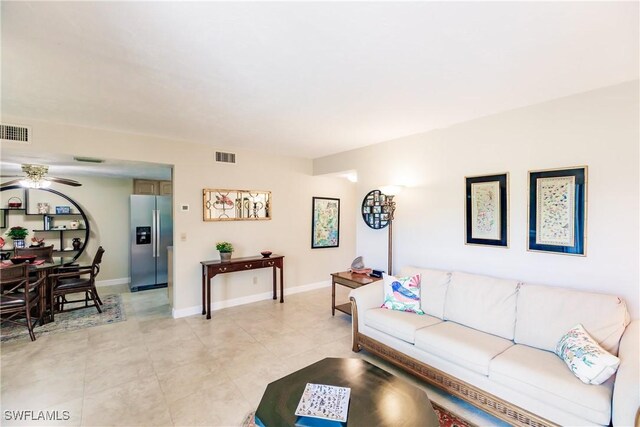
[14,245,54,263]
[0,264,29,291]
[90,246,105,280]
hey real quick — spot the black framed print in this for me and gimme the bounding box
[465,173,509,248]
[528,166,587,256]
[311,197,340,249]
[361,189,389,230]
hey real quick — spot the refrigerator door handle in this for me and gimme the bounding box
[155,209,161,258]
[152,209,157,258]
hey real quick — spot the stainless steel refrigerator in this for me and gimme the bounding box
[130,195,173,292]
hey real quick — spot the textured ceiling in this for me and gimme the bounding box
[2,2,638,159]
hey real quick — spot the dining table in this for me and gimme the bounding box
[0,257,75,324]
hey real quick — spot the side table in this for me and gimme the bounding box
[331,271,382,316]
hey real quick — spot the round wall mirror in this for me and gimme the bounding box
[361,189,389,229]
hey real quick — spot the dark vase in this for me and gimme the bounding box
[72,238,82,250]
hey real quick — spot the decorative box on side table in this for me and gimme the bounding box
[331,271,381,316]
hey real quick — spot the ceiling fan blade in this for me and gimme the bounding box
[0,179,22,187]
[48,177,82,187]
[0,175,22,178]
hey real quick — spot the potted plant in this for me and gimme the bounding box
[216,241,233,262]
[6,226,29,248]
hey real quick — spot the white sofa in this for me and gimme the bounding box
[349,266,639,427]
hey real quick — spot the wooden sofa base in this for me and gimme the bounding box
[350,298,558,427]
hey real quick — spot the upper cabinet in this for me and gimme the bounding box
[134,179,172,195]
[159,181,172,196]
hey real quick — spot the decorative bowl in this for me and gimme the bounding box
[10,255,37,264]
[8,197,22,209]
[260,251,272,258]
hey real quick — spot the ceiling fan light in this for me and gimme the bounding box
[19,178,50,188]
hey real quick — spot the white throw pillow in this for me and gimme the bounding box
[381,273,424,315]
[555,324,620,385]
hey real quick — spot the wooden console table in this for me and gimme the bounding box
[200,255,284,319]
[331,271,381,316]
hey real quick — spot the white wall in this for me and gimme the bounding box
[314,81,639,317]
[0,176,132,282]
[1,121,357,315]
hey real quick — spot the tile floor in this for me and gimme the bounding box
[1,284,506,426]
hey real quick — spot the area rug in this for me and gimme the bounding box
[1,294,126,343]
[241,401,475,427]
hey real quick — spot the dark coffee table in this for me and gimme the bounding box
[255,357,439,427]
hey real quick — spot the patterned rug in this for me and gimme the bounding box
[241,401,474,427]
[1,294,126,343]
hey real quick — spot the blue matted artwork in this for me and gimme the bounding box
[528,166,587,256]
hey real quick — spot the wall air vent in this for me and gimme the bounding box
[215,151,236,164]
[0,123,31,144]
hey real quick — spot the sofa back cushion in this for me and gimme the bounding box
[515,284,630,354]
[399,266,451,319]
[444,272,519,340]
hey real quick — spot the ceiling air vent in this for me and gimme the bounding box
[215,151,236,164]
[0,123,31,144]
[74,156,105,163]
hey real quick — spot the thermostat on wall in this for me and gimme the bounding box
[180,204,189,212]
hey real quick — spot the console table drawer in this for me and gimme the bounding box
[262,260,278,268]
[213,264,242,274]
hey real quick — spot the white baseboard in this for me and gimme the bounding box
[96,277,130,287]
[171,280,331,319]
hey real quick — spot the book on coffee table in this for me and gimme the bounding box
[294,383,351,427]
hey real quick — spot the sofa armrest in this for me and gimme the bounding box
[612,319,639,427]
[349,281,383,333]
[349,281,383,312]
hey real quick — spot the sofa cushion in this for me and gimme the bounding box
[444,272,519,340]
[556,324,620,385]
[399,266,451,319]
[515,284,630,354]
[414,321,513,376]
[364,308,441,344]
[381,273,424,314]
[490,344,613,426]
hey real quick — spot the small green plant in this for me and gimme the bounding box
[216,242,233,253]
[6,226,29,240]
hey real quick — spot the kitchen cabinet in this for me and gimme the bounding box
[134,179,172,195]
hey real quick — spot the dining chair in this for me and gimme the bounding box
[49,246,105,315]
[14,245,54,263]
[0,264,45,341]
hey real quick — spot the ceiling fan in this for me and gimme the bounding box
[1,164,81,188]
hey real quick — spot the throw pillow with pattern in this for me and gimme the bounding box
[381,273,424,314]
[555,324,620,385]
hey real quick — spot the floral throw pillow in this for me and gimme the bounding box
[555,324,620,385]
[381,273,424,314]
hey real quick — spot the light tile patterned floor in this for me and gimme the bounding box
[0,284,507,426]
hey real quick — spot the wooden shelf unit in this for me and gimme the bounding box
[0,186,90,263]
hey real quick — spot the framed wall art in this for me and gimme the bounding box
[465,173,509,248]
[528,166,587,256]
[361,189,389,230]
[203,189,271,221]
[311,197,340,249]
